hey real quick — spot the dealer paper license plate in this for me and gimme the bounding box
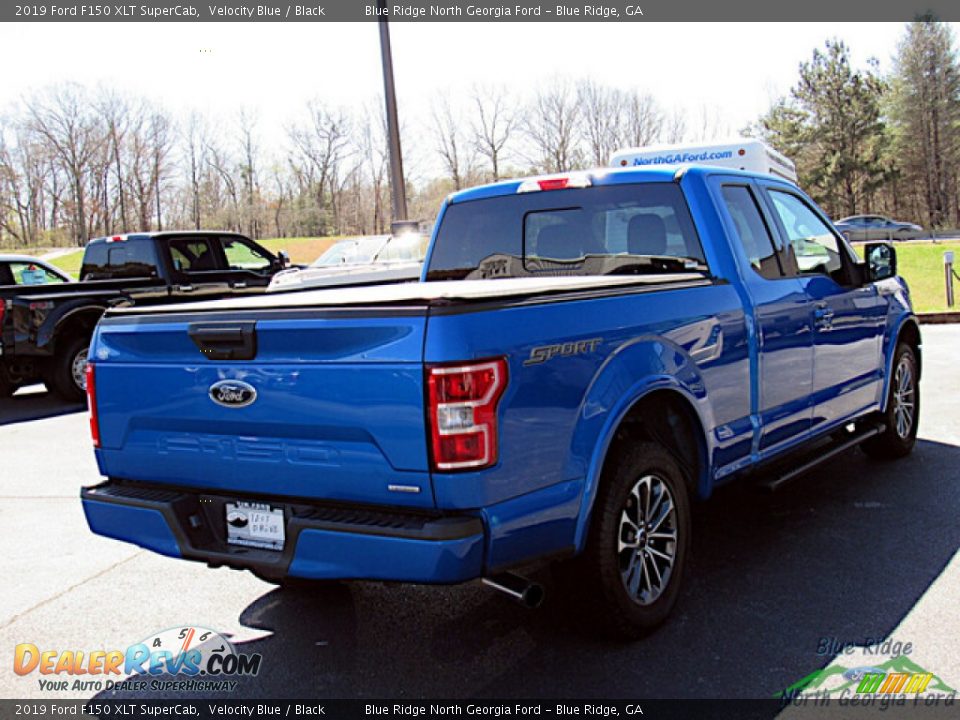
[225,501,285,551]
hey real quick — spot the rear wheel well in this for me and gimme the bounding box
[897,321,921,379]
[53,309,102,354]
[603,390,706,497]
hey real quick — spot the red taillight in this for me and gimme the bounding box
[427,358,508,471]
[0,300,6,329]
[85,363,100,449]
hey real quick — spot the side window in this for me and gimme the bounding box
[167,238,217,273]
[221,237,272,272]
[768,191,844,279]
[720,185,783,280]
[8,262,67,285]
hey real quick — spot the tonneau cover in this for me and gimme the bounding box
[107,274,705,316]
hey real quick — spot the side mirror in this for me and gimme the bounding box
[277,250,290,269]
[864,242,896,283]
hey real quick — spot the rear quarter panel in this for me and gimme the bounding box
[425,282,750,565]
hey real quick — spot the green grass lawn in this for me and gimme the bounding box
[257,236,341,265]
[893,241,960,313]
[854,240,960,314]
[49,249,85,278]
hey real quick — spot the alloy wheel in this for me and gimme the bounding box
[72,347,89,392]
[618,474,678,606]
[893,356,915,440]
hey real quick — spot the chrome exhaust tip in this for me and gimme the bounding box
[482,572,545,609]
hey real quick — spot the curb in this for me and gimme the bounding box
[917,312,960,325]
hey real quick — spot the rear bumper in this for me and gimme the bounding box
[81,481,484,583]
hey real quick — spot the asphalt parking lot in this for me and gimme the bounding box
[1,326,958,701]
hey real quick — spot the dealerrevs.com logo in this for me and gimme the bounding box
[14,626,262,693]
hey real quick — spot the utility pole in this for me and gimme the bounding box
[377,0,412,233]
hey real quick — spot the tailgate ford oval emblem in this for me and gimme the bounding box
[209,380,257,408]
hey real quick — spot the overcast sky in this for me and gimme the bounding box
[1,21,955,172]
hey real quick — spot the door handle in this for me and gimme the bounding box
[177,284,195,293]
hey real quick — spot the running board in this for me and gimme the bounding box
[757,422,885,492]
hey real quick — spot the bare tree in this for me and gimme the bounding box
[523,78,584,173]
[149,111,172,231]
[287,100,352,235]
[205,137,241,231]
[470,84,515,181]
[431,93,473,190]
[577,79,625,166]
[183,113,208,230]
[97,94,125,233]
[267,164,290,238]
[25,84,106,245]
[622,91,664,147]
[357,101,389,234]
[688,104,731,142]
[661,108,688,144]
[236,108,263,238]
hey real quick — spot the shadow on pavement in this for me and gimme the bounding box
[94,438,960,700]
[0,386,84,426]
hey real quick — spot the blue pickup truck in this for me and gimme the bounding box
[80,166,919,637]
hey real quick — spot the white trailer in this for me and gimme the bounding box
[610,139,798,184]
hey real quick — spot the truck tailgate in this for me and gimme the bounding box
[90,309,433,509]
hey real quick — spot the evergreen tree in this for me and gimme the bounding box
[753,40,887,218]
[888,18,960,228]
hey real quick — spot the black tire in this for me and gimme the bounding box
[861,343,919,460]
[47,336,90,402]
[568,441,691,639]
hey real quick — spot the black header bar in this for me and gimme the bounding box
[4,0,960,22]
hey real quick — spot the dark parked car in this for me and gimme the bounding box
[0,231,290,400]
[834,215,923,241]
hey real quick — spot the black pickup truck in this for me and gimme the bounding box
[0,231,289,401]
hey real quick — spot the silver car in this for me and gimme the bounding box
[834,214,923,242]
[268,233,428,292]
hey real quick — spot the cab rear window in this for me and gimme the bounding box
[81,239,158,280]
[425,183,707,281]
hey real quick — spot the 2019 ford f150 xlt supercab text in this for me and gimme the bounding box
[80,166,919,636]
